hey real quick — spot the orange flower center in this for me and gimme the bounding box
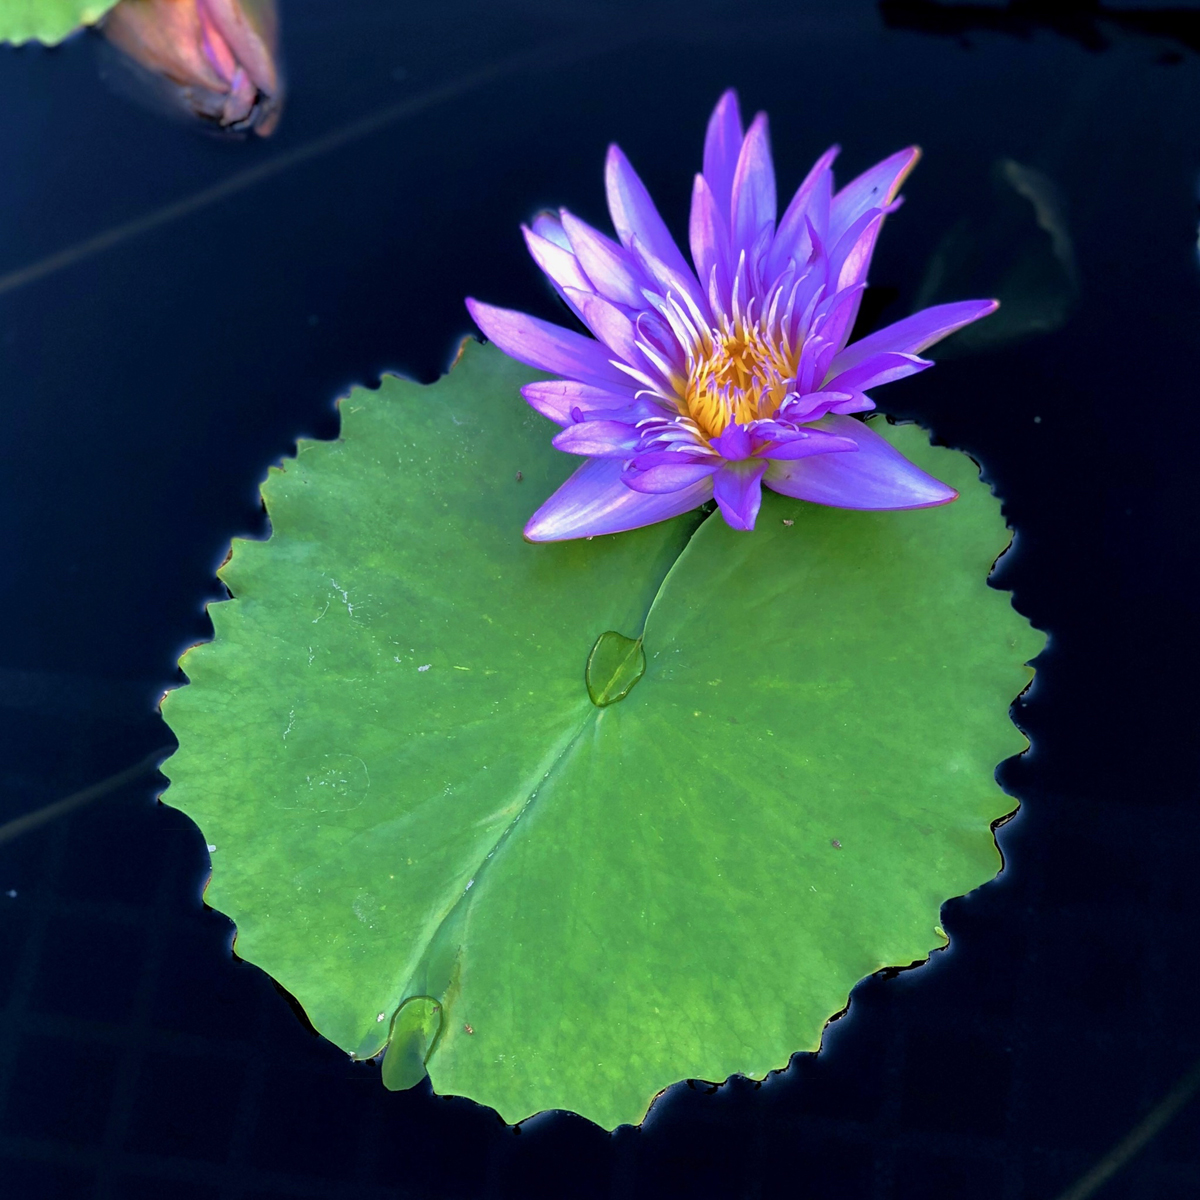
[678,313,797,439]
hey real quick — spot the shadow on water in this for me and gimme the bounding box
[880,0,1200,58]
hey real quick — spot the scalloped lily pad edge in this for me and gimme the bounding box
[380,452,1035,1125]
[0,0,118,46]
[161,342,1041,1130]
[380,770,1029,1130]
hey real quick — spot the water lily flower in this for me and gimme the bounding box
[103,0,282,136]
[467,90,997,540]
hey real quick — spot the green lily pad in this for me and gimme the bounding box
[161,339,1040,1129]
[0,0,117,44]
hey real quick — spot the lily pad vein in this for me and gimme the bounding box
[389,509,717,1054]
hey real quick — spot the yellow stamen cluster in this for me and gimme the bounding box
[679,313,797,440]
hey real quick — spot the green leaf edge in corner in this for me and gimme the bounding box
[0,0,117,45]
[160,338,1043,1130]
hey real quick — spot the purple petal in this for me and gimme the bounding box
[777,389,854,422]
[730,113,777,259]
[769,145,839,277]
[633,308,686,376]
[808,283,867,363]
[522,225,591,302]
[627,309,667,357]
[712,459,767,530]
[552,419,641,457]
[830,393,875,414]
[828,300,1001,377]
[745,418,807,440]
[531,211,571,250]
[764,414,957,509]
[801,214,827,277]
[780,260,828,348]
[688,173,731,317]
[525,456,713,542]
[521,381,640,426]
[628,234,712,327]
[702,88,744,220]
[824,351,932,394]
[605,145,693,281]
[561,211,647,309]
[829,146,920,242]
[627,447,714,469]
[635,416,701,447]
[562,288,642,366]
[709,421,754,460]
[757,429,858,461]
[828,206,892,293]
[624,460,720,493]
[466,299,631,391]
[781,391,874,425]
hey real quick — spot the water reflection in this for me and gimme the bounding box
[102,0,282,135]
[914,159,1078,355]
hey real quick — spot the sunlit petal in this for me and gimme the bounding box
[765,415,957,509]
[524,457,713,541]
[552,420,641,458]
[829,146,920,242]
[829,300,1000,377]
[605,145,693,281]
[730,113,777,259]
[712,459,767,530]
[466,299,631,391]
[702,88,744,220]
[520,381,642,426]
[561,211,648,309]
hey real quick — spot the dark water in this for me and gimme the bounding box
[1,2,1199,1197]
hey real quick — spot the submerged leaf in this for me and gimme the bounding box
[162,340,1040,1129]
[914,158,1078,355]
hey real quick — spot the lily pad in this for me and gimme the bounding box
[161,339,1040,1129]
[0,0,117,44]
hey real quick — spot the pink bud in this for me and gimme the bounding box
[102,0,283,136]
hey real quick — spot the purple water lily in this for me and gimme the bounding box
[467,90,997,540]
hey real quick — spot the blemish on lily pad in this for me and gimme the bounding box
[585,630,646,707]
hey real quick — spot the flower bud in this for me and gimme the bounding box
[102,0,283,136]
